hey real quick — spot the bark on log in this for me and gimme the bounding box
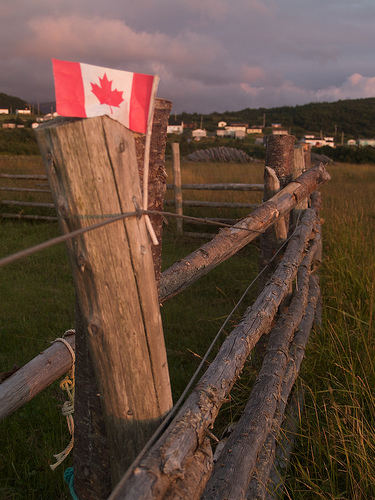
[108,209,318,500]
[134,98,172,291]
[265,275,320,500]
[160,163,330,303]
[246,389,304,500]
[202,238,319,500]
[162,438,213,500]
[0,334,75,421]
[243,254,318,500]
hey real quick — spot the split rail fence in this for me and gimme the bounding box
[0,100,330,500]
[0,172,57,221]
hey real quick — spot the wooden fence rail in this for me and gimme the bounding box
[0,172,57,221]
[0,125,330,500]
[167,144,264,236]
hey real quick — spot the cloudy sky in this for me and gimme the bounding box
[2,0,375,113]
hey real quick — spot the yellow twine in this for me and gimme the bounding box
[50,330,75,471]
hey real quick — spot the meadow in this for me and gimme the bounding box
[0,155,374,499]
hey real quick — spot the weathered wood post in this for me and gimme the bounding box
[35,115,173,488]
[292,145,308,225]
[258,134,295,290]
[172,142,183,235]
[255,135,295,362]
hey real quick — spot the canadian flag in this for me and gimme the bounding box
[52,59,156,134]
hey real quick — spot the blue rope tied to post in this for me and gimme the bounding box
[64,467,80,500]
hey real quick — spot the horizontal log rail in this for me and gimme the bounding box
[0,200,55,209]
[0,187,51,193]
[0,334,75,421]
[1,213,58,221]
[164,199,257,209]
[202,239,320,499]
[160,163,330,302]
[0,184,326,423]
[109,208,319,500]
[0,173,48,180]
[166,183,264,191]
[246,274,320,499]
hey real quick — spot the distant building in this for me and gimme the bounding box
[167,120,184,134]
[272,129,289,136]
[247,126,263,134]
[235,130,246,139]
[192,128,207,140]
[299,135,335,148]
[2,123,16,129]
[347,139,356,146]
[271,123,282,128]
[357,138,375,147]
[0,109,9,114]
[16,109,31,115]
[218,121,227,128]
[217,129,235,138]
[225,123,248,132]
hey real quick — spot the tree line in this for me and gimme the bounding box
[178,98,375,139]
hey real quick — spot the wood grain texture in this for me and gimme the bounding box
[109,209,318,500]
[160,162,331,303]
[35,115,172,484]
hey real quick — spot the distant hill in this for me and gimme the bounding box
[0,92,29,112]
[178,98,375,139]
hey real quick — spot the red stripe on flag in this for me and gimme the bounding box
[52,59,86,118]
[129,73,154,134]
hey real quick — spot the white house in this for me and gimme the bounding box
[0,109,9,114]
[247,126,263,134]
[225,123,248,132]
[217,129,235,138]
[272,129,289,136]
[167,120,184,134]
[300,135,335,148]
[357,138,375,147]
[192,128,207,140]
[16,109,31,115]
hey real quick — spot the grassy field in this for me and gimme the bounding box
[0,156,374,499]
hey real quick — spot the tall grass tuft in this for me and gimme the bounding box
[283,163,375,499]
[0,159,374,498]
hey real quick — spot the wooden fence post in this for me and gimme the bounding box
[71,98,172,500]
[258,134,295,291]
[172,142,183,235]
[35,115,173,487]
[292,145,308,225]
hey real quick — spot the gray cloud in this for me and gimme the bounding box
[2,0,375,112]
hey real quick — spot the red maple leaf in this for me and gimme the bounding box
[90,73,124,114]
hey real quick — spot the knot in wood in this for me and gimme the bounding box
[88,322,100,337]
[77,255,85,271]
[57,200,70,218]
[119,139,126,153]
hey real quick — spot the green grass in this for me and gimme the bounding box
[1,158,374,499]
